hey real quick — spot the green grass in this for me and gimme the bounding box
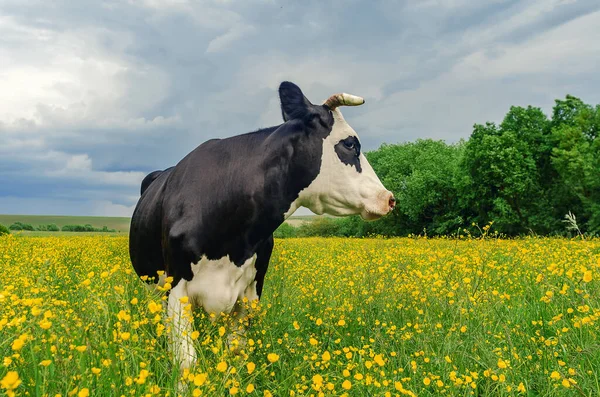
[1,235,598,396]
[0,214,131,232]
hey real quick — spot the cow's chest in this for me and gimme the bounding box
[186,254,258,316]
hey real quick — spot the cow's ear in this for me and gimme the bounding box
[279,81,312,122]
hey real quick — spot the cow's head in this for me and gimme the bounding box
[279,81,395,221]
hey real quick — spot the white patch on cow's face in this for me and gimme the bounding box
[297,108,394,220]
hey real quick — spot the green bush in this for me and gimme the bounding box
[273,223,298,238]
[0,224,9,235]
[296,217,343,237]
[61,224,116,232]
[9,222,34,231]
[34,223,61,231]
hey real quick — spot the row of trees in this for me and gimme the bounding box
[2,222,117,233]
[278,94,599,237]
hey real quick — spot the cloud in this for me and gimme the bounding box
[206,24,256,53]
[1,0,599,217]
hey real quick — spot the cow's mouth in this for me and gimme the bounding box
[361,196,395,221]
[361,208,386,221]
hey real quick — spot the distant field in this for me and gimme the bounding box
[285,215,317,226]
[0,214,131,233]
[0,214,315,233]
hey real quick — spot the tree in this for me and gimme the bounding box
[462,105,552,234]
[367,139,466,235]
[551,96,600,234]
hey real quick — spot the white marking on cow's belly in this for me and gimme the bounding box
[187,254,258,316]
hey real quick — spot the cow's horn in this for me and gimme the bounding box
[323,93,365,109]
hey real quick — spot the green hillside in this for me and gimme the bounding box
[0,215,131,233]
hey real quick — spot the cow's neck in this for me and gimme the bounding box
[247,125,324,244]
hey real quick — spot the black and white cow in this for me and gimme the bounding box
[129,81,395,370]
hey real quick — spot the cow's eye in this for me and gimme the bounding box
[343,140,355,150]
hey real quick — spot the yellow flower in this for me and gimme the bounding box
[75,346,87,352]
[193,373,207,386]
[374,354,385,366]
[309,338,318,346]
[497,359,508,369]
[562,379,571,388]
[40,360,52,367]
[247,362,256,374]
[264,391,273,397]
[11,338,25,351]
[267,353,280,363]
[246,384,255,393]
[148,301,162,313]
[321,351,331,362]
[1,371,21,391]
[583,270,592,283]
[550,371,561,380]
[342,380,351,390]
[423,377,431,385]
[229,387,239,395]
[517,382,526,392]
[216,361,228,372]
[39,319,52,330]
[219,327,226,336]
[293,321,300,330]
[316,318,323,326]
[78,388,89,397]
[91,367,101,375]
[338,319,346,326]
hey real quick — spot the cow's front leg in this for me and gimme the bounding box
[227,280,260,353]
[167,280,197,371]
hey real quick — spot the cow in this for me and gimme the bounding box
[129,81,395,372]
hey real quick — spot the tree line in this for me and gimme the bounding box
[1,222,117,233]
[277,94,599,238]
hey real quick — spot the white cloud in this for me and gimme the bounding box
[206,24,255,53]
[66,154,92,171]
[352,7,600,143]
[0,15,171,129]
[457,10,600,78]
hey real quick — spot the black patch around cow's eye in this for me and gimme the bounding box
[334,136,362,173]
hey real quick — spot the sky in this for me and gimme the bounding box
[1,0,599,217]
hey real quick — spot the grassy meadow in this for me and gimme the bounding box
[0,234,599,396]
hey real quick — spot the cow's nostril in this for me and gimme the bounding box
[389,196,396,209]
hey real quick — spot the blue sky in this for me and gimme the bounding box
[1,0,599,217]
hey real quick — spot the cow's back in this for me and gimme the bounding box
[129,168,173,282]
